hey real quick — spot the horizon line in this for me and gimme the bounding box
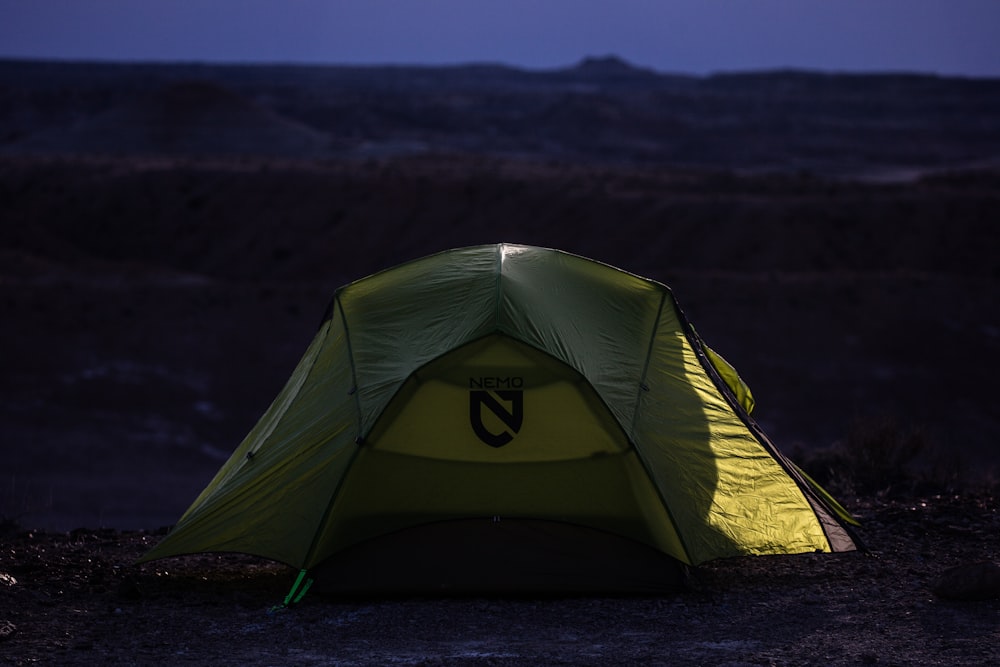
[1,54,995,81]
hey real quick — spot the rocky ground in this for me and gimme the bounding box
[1,492,998,666]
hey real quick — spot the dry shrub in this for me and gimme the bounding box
[798,415,961,497]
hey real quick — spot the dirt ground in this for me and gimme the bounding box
[1,492,997,666]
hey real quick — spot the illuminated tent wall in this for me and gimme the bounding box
[141,244,857,594]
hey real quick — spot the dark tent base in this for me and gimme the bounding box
[311,519,689,596]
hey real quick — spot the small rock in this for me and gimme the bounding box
[0,620,15,642]
[931,561,1000,600]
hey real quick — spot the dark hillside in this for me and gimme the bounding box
[2,154,998,531]
[2,59,999,174]
[1,59,999,531]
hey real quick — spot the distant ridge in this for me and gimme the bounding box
[8,79,331,157]
[1,58,998,174]
[568,55,659,78]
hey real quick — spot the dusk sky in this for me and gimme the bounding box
[2,1,999,77]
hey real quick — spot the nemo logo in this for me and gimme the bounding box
[469,377,524,447]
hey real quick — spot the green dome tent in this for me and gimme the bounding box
[141,244,857,597]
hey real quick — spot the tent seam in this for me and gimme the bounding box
[336,290,365,438]
[493,243,504,329]
[296,292,367,571]
[627,288,695,565]
[629,289,666,440]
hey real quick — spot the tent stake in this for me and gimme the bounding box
[273,569,314,611]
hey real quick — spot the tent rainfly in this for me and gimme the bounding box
[140,244,858,599]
